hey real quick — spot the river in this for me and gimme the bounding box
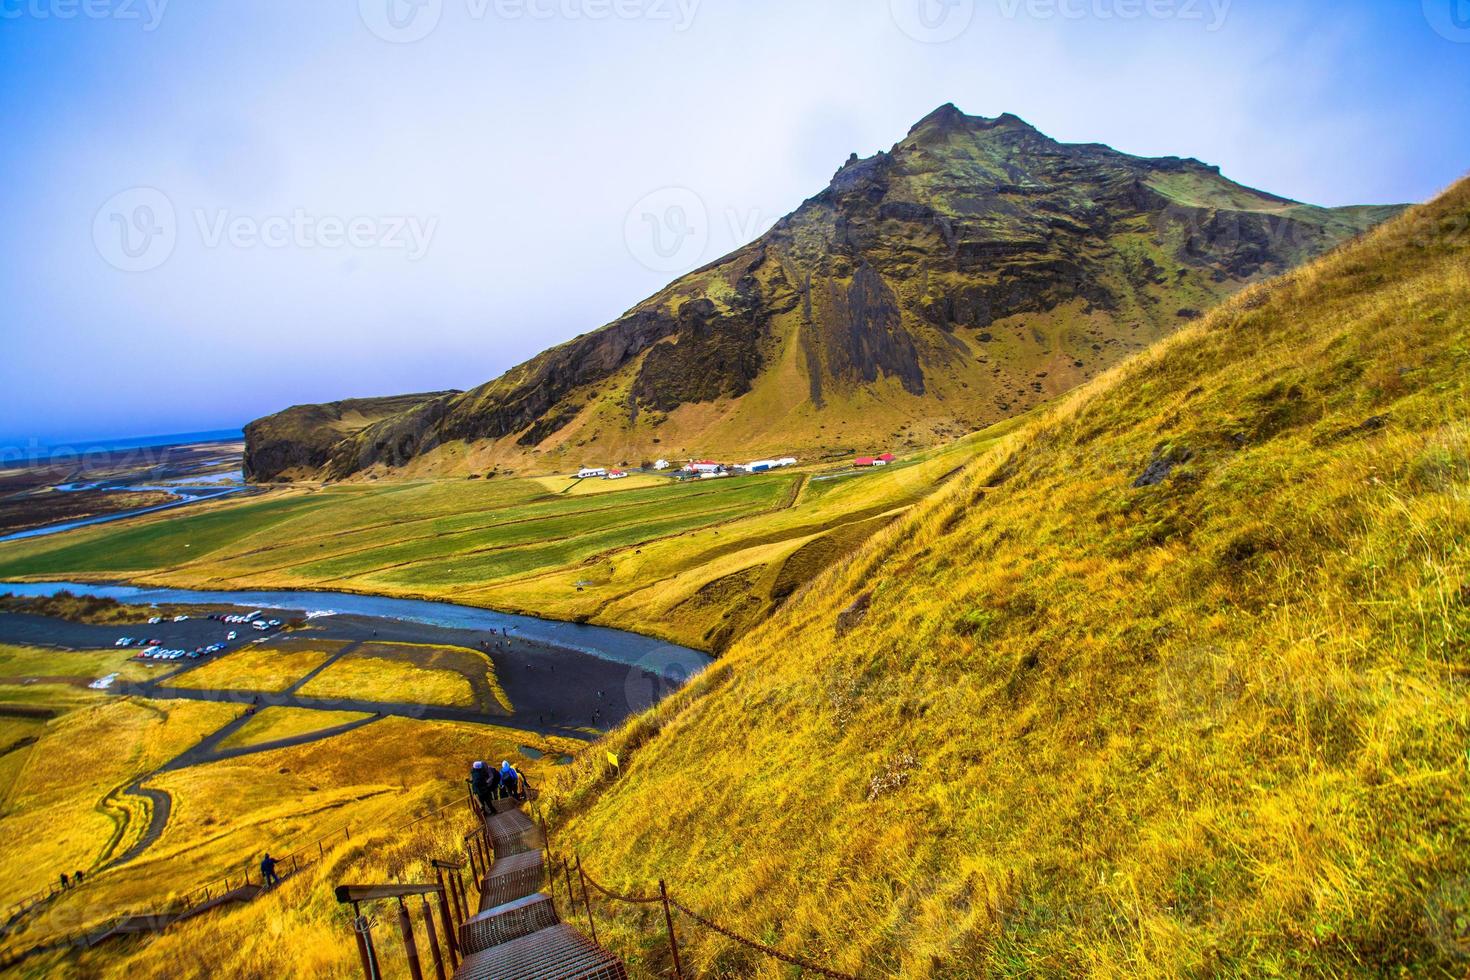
[0,579,711,676]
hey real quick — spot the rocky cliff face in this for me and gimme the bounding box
[248,105,1404,481]
[242,392,457,482]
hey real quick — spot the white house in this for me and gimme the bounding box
[576,467,608,479]
[607,469,628,480]
[687,460,723,474]
[653,459,670,471]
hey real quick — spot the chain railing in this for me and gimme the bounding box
[533,797,856,979]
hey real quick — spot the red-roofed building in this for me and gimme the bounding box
[878,453,896,463]
[854,456,875,467]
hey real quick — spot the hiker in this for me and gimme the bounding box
[499,761,527,801]
[470,760,498,810]
[260,853,281,889]
[59,872,69,891]
[73,870,84,886]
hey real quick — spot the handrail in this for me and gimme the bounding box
[335,884,442,902]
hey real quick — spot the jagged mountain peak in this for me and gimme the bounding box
[244,111,1406,482]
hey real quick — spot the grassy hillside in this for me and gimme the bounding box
[543,178,1470,976]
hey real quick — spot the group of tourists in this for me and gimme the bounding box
[470,759,529,810]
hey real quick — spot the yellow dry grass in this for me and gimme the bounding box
[214,707,375,751]
[0,696,239,911]
[541,180,1470,976]
[167,640,341,694]
[16,718,580,977]
[295,643,483,709]
[0,643,156,687]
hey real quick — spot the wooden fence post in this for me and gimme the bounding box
[421,895,447,980]
[575,855,598,945]
[562,857,575,917]
[351,901,379,980]
[453,869,468,921]
[397,898,423,980]
[433,872,459,964]
[660,879,684,979]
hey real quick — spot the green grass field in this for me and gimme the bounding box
[0,442,1003,649]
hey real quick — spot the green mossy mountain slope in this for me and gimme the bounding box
[247,106,1403,481]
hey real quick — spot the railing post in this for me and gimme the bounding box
[562,857,575,918]
[420,895,447,980]
[574,855,598,945]
[433,872,459,964]
[466,842,480,882]
[397,898,423,980]
[351,901,380,980]
[660,879,684,979]
[452,869,468,921]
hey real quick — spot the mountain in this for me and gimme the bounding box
[246,105,1404,482]
[545,178,1470,975]
[242,391,456,482]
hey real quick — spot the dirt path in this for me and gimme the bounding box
[102,783,172,870]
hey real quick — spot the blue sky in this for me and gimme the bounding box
[1,0,1466,449]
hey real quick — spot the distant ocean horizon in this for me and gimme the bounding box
[1,428,244,466]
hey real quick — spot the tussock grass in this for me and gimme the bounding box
[543,179,1470,976]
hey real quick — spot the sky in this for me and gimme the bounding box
[1,0,1467,450]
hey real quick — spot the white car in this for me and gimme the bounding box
[172,615,189,622]
[227,631,237,640]
[148,617,162,625]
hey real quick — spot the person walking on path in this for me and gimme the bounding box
[498,761,529,801]
[73,870,84,886]
[470,760,499,810]
[58,873,69,891]
[260,853,281,889]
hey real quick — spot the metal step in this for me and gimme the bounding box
[453,923,627,980]
[459,892,559,956]
[479,850,546,912]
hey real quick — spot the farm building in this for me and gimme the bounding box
[653,459,670,470]
[576,467,608,479]
[685,460,723,474]
[853,456,875,467]
[607,469,628,480]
